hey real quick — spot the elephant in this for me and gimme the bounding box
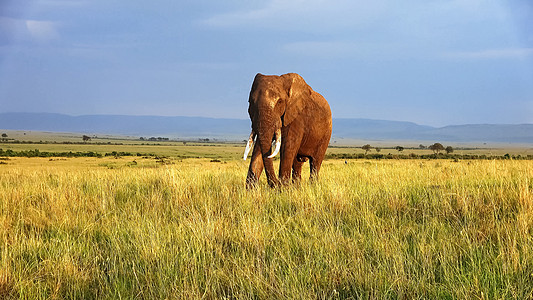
[243,73,332,188]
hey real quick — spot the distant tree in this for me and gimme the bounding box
[429,143,445,154]
[82,135,91,142]
[419,144,426,149]
[375,147,381,153]
[445,146,454,154]
[1,133,7,138]
[362,144,372,155]
[395,146,404,153]
[183,141,187,145]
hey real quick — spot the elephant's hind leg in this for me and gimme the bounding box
[292,156,306,183]
[309,143,329,181]
[309,157,321,181]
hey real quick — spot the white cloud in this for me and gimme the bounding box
[26,20,60,42]
[443,48,533,60]
[0,17,62,43]
[201,0,529,62]
[283,41,356,57]
[201,0,307,27]
[281,40,398,59]
[200,0,387,31]
[283,38,431,60]
[38,0,88,6]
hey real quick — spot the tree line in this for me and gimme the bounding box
[0,147,530,160]
[0,149,157,158]
[327,152,533,160]
[361,143,453,155]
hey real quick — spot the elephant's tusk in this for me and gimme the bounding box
[243,130,256,160]
[267,128,281,159]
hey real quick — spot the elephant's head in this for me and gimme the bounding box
[243,73,310,185]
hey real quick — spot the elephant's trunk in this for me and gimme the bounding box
[257,127,276,158]
[257,125,281,187]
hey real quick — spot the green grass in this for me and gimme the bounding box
[1,156,532,298]
[0,141,245,160]
[2,129,533,160]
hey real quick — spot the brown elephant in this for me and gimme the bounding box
[243,73,332,187]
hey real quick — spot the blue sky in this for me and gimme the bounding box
[0,0,532,127]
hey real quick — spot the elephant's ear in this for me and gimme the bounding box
[283,73,309,126]
[250,73,264,98]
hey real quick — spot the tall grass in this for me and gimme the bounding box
[1,158,532,298]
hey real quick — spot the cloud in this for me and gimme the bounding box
[201,0,309,27]
[26,20,60,42]
[443,48,533,60]
[38,0,88,6]
[200,0,387,31]
[282,41,372,59]
[0,17,60,44]
[201,0,530,63]
[281,40,419,60]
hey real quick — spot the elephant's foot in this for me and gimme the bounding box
[267,177,281,188]
[246,171,281,188]
[291,176,302,185]
[280,175,293,185]
[246,178,258,189]
[246,170,260,189]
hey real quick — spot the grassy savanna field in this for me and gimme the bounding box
[1,138,533,298]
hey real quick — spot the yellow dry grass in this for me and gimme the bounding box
[0,156,532,298]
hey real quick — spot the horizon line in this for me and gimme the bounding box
[1,111,532,128]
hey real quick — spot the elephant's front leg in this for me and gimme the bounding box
[246,143,264,188]
[263,154,280,187]
[279,146,298,185]
[279,158,294,185]
[279,128,302,185]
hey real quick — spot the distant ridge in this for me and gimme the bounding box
[0,112,250,139]
[0,112,532,143]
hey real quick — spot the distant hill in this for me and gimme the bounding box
[0,113,250,139]
[0,112,532,143]
[332,119,434,140]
